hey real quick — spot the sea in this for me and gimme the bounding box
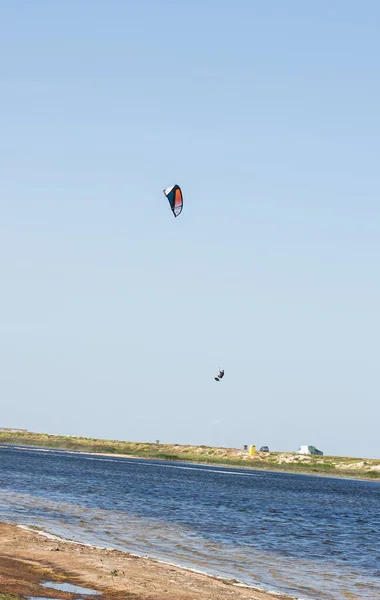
[0,444,379,600]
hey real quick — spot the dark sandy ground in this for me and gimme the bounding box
[0,522,295,600]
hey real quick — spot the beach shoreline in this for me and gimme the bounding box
[0,521,296,600]
[1,429,380,481]
[1,440,379,482]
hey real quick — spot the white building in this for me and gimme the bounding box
[297,445,323,456]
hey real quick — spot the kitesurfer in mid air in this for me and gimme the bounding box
[215,369,225,382]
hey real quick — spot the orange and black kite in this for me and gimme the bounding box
[163,185,183,218]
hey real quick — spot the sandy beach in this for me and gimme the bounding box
[0,522,295,600]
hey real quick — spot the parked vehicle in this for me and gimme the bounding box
[297,445,323,456]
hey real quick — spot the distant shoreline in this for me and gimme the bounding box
[1,441,379,483]
[0,430,379,481]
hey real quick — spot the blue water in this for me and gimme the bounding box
[41,581,101,595]
[0,444,379,599]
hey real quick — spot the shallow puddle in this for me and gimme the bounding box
[41,580,101,595]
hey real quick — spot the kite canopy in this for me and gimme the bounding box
[163,185,183,217]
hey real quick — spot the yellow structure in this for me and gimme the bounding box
[249,444,256,456]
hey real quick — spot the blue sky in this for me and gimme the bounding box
[1,1,379,457]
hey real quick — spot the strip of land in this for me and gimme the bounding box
[0,429,379,479]
[0,522,293,600]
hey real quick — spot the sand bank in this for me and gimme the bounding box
[0,522,295,600]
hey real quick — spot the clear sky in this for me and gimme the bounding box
[1,1,379,458]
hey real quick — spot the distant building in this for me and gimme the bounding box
[297,445,323,456]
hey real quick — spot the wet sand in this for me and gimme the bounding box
[0,522,294,600]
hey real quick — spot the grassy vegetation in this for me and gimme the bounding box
[0,430,379,480]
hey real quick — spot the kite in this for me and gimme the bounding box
[163,185,183,217]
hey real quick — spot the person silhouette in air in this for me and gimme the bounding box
[215,369,225,382]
